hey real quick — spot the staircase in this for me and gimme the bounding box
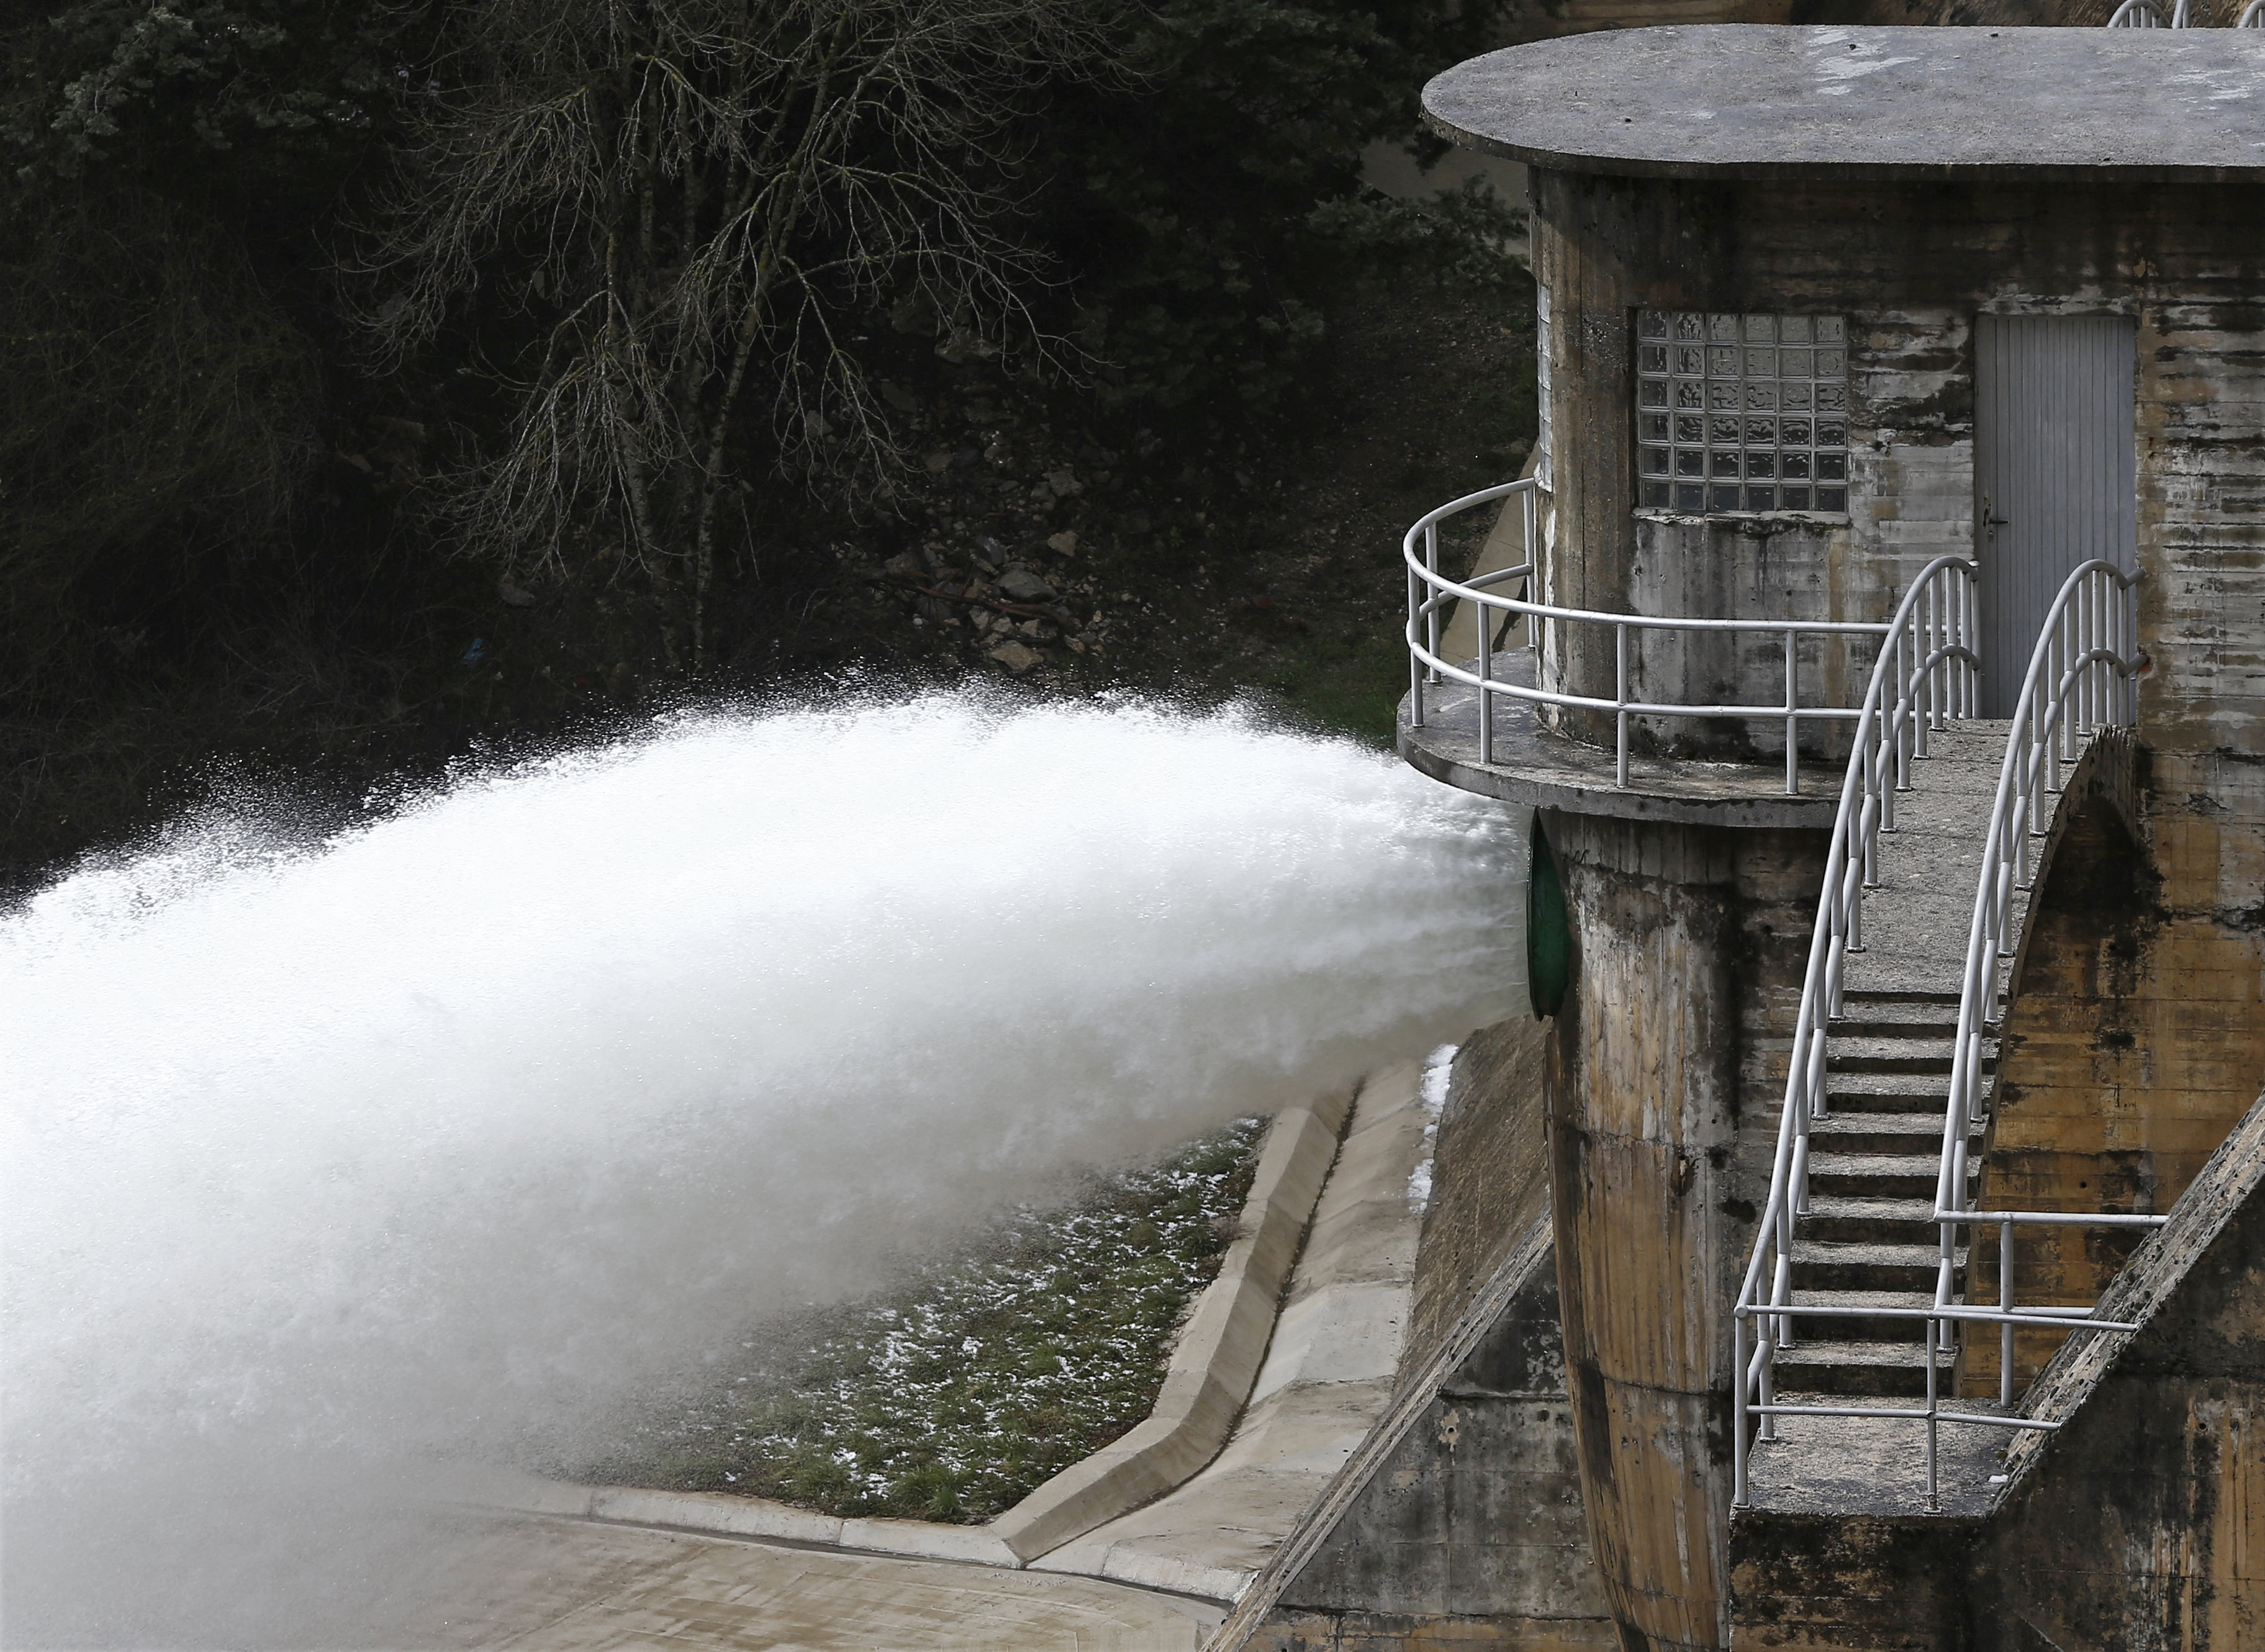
[1770,723,2024,1402]
[1734,556,2145,1515]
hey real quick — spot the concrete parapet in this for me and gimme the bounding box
[990,1083,1355,1561]
[1030,1063,1432,1597]
[1211,1019,1617,1652]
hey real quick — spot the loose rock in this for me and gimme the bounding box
[998,567,1057,603]
[987,641,1043,674]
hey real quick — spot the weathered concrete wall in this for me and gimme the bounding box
[1730,1089,2265,1650]
[1964,747,2265,1397]
[1542,813,1824,1650]
[1729,1515,1981,1651]
[1408,1016,1555,1367]
[1978,1089,2265,1651]
[1224,1022,1612,1651]
[1254,1263,1616,1651]
[1958,734,2251,1396]
[1527,171,2265,761]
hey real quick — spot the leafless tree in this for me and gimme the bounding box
[357,0,1118,666]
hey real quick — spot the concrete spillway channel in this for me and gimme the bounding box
[429,1059,1460,1647]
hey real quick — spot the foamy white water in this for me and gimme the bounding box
[1,687,1522,1646]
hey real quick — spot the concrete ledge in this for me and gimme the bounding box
[465,1477,1026,1565]
[990,1090,1356,1563]
[1399,655,1840,829]
[592,1486,841,1546]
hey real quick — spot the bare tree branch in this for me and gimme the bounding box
[350,0,1122,666]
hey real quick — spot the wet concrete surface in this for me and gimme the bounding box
[405,1512,1224,1650]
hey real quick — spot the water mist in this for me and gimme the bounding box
[1,687,1524,1648]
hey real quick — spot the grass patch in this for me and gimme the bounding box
[1269,628,1419,749]
[583,1116,1267,1523]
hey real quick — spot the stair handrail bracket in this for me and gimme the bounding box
[1402,479,1893,794]
[1933,559,2154,1428]
[1732,553,1980,1511]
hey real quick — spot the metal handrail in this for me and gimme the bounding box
[1932,559,2151,1429]
[2104,0,2241,19]
[2240,0,2264,25]
[1730,558,2151,1517]
[1403,479,1892,794]
[1730,553,1979,1512]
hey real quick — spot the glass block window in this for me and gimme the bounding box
[1634,312,1850,515]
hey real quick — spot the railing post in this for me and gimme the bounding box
[2001,1217,2017,1407]
[1924,1314,1942,1513]
[1408,564,1426,728]
[1478,618,1494,765]
[1784,629,1799,795]
[1921,577,1938,741]
[1733,1314,1751,1507]
[1616,623,1630,790]
[1424,521,1442,687]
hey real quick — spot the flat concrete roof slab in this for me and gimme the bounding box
[1424,26,2265,183]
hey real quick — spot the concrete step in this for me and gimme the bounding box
[1770,1339,1955,1397]
[1798,1195,1944,1246]
[1828,1018,1960,1042]
[1789,1238,1959,1293]
[1842,988,1963,1008]
[1808,1153,1969,1201]
[1779,1288,1938,1345]
[1811,1112,1978,1155]
[1827,1005,1961,1039]
[1825,1072,1959,1113]
[1825,1037,1988,1076]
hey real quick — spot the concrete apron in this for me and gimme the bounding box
[443,1062,1441,1639]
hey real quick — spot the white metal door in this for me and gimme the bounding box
[1974,315,2137,716]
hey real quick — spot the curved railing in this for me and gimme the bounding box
[2107,0,2264,20]
[1730,554,1980,1509]
[1932,561,2156,1422]
[1732,557,2152,1514]
[1404,479,1892,794]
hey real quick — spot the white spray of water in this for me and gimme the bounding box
[1,687,1522,1647]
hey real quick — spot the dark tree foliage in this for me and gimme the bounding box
[0,0,1517,870]
[1034,0,1515,420]
[353,0,1121,667]
[1,4,406,745]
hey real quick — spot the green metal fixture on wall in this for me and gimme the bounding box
[1528,811,1570,1018]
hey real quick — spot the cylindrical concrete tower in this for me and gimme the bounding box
[1399,24,2265,1650]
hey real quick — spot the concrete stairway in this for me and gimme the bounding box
[1777,992,1985,1394]
[1774,724,2019,1401]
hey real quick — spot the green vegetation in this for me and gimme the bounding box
[584,1116,1265,1522]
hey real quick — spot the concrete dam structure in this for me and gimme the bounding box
[36,24,2263,1652]
[1219,22,2265,1652]
[394,28,2265,1650]
[427,29,2265,1649]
